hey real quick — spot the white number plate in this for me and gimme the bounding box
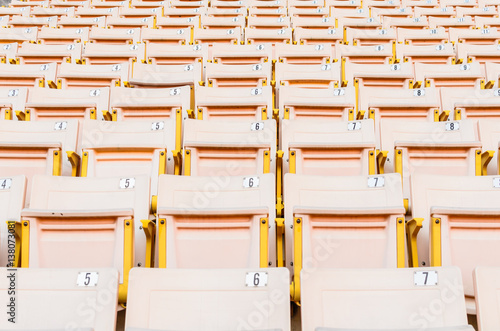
[251,122,264,131]
[245,272,268,287]
[367,176,384,188]
[493,177,500,188]
[347,121,362,131]
[120,178,135,189]
[54,121,67,131]
[445,122,460,131]
[77,272,99,287]
[151,121,164,131]
[414,271,438,286]
[243,176,259,188]
[0,178,12,190]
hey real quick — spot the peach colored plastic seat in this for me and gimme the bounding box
[106,16,155,28]
[210,43,273,64]
[372,7,413,18]
[474,267,500,330]
[380,119,483,210]
[0,43,18,64]
[0,87,28,120]
[428,16,475,32]
[183,118,276,176]
[302,267,473,331]
[125,268,291,331]
[195,85,273,120]
[0,268,119,331]
[337,16,383,30]
[245,27,293,44]
[57,62,130,88]
[51,0,90,7]
[0,119,79,206]
[274,43,333,64]
[58,16,107,28]
[247,16,291,29]
[21,175,151,303]
[146,44,207,65]
[201,15,246,30]
[343,61,414,88]
[170,0,209,8]
[25,86,110,121]
[110,85,190,120]
[284,173,406,302]
[331,8,369,19]
[9,0,48,6]
[383,16,429,29]
[457,43,500,67]
[118,6,162,18]
[396,27,449,45]
[337,43,395,64]
[475,16,500,29]
[205,61,272,87]
[278,86,356,120]
[89,27,141,44]
[478,119,500,175]
[414,6,456,18]
[401,0,439,6]
[75,7,119,18]
[130,0,165,8]
[449,27,500,44]
[193,27,242,44]
[140,27,191,45]
[163,7,207,18]
[440,87,500,121]
[288,7,327,18]
[280,118,377,176]
[156,173,276,268]
[410,174,500,313]
[291,16,335,29]
[81,42,145,65]
[396,43,456,64]
[129,62,202,88]
[289,0,325,8]
[8,16,58,30]
[0,62,57,88]
[293,27,343,45]
[0,175,26,267]
[485,62,500,88]
[442,0,477,6]
[13,42,82,64]
[414,62,484,89]
[275,62,341,88]
[154,16,199,29]
[0,6,30,17]
[456,6,498,17]
[0,27,37,44]
[344,27,397,46]
[207,7,247,16]
[250,0,286,8]
[37,26,90,45]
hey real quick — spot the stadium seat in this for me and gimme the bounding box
[146,43,207,65]
[288,7,328,18]
[302,267,473,330]
[485,62,500,88]
[58,16,107,29]
[0,86,28,120]
[13,42,82,64]
[0,175,26,267]
[345,28,397,47]
[278,86,356,120]
[129,62,202,88]
[183,118,276,175]
[372,7,413,18]
[0,62,57,88]
[9,16,58,30]
[106,16,155,29]
[440,86,500,120]
[275,62,341,88]
[57,62,130,88]
[396,27,449,45]
[291,16,336,30]
[0,27,37,44]
[449,27,500,45]
[118,6,162,19]
[156,173,277,268]
[429,16,475,32]
[75,7,119,18]
[456,5,498,18]
[343,61,414,88]
[274,43,333,64]
[20,174,151,303]
[89,27,141,44]
[195,85,273,120]
[0,43,18,64]
[0,268,119,330]
[37,26,90,45]
[201,15,246,30]
[81,42,145,65]
[293,27,344,45]
[383,16,429,30]
[0,6,30,18]
[414,6,456,18]
[284,173,406,302]
[141,27,191,45]
[163,7,207,18]
[0,120,79,206]
[205,61,272,87]
[396,43,456,64]
[125,268,290,331]
[337,43,395,64]
[474,267,500,330]
[247,16,292,29]
[207,7,247,16]
[457,43,500,67]
[210,43,273,64]
[414,62,484,88]
[478,118,500,175]
[193,27,242,45]
[245,27,293,44]
[24,86,110,121]
[475,16,500,29]
[249,7,287,17]
[409,174,500,313]
[155,16,200,29]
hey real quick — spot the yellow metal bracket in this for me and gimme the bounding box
[150,195,157,215]
[394,148,403,179]
[20,220,30,268]
[15,110,30,121]
[356,110,365,120]
[454,108,462,120]
[159,149,167,175]
[261,107,268,120]
[290,217,302,304]
[430,217,441,267]
[4,108,12,120]
[275,218,284,268]
[396,217,405,268]
[158,218,166,268]
[81,151,89,177]
[52,150,62,176]
[260,217,269,268]
[197,108,203,120]
[119,219,133,304]
[406,218,423,268]
[377,150,387,174]
[289,150,296,174]
[368,150,375,175]
[434,109,449,122]
[475,150,494,176]
[263,150,270,173]
[184,149,191,176]
[481,79,495,89]
[276,150,284,217]
[141,219,156,268]
[66,151,81,177]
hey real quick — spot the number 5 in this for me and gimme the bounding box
[84,273,91,286]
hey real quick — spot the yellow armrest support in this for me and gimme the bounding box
[476,150,494,176]
[66,151,81,177]
[141,219,156,268]
[377,150,388,174]
[406,218,423,268]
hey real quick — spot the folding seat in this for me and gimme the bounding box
[475,16,500,29]
[8,16,58,30]
[478,119,500,175]
[457,43,500,71]
[57,62,129,89]
[205,62,272,87]
[146,44,207,65]
[131,0,165,8]
[129,62,202,88]
[156,16,200,29]
[343,61,414,88]
[0,268,118,330]
[193,26,242,44]
[429,16,475,32]
[414,62,484,88]
[37,26,90,45]
[380,119,486,211]
[58,16,107,29]
[140,27,191,45]
[414,6,456,18]
[365,0,401,8]
[0,87,28,120]
[210,0,248,9]
[0,27,37,44]
[371,7,414,18]
[396,26,449,45]
[109,85,190,120]
[9,0,48,6]
[337,16,384,31]
[275,62,341,88]
[19,175,151,303]
[449,27,500,44]
[195,85,273,120]
[30,7,76,18]
[24,86,110,121]
[337,43,395,64]
[409,174,500,313]
[75,7,119,18]
[383,16,429,29]
[50,0,90,7]
[0,175,25,267]
[170,0,209,8]
[0,6,30,17]
[91,0,129,8]
[280,118,378,177]
[0,43,18,64]
[163,7,207,18]
[0,62,57,88]
[274,43,333,64]
[210,43,273,64]
[396,43,456,64]
[285,173,406,302]
[293,27,344,45]
[330,6,366,16]
[12,42,82,64]
[344,27,397,46]
[302,267,473,330]
[81,42,145,65]
[291,16,335,29]
[89,27,141,44]
[250,0,287,9]
[278,86,356,120]
[0,120,79,206]
[475,267,500,330]
[126,268,290,331]
[118,6,162,18]
[200,16,246,30]
[440,86,500,120]
[207,7,248,16]
[456,5,499,17]
[441,0,478,6]
[289,0,325,8]
[288,7,327,17]
[106,16,155,28]
[247,16,292,29]
[245,27,293,44]
[478,0,500,5]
